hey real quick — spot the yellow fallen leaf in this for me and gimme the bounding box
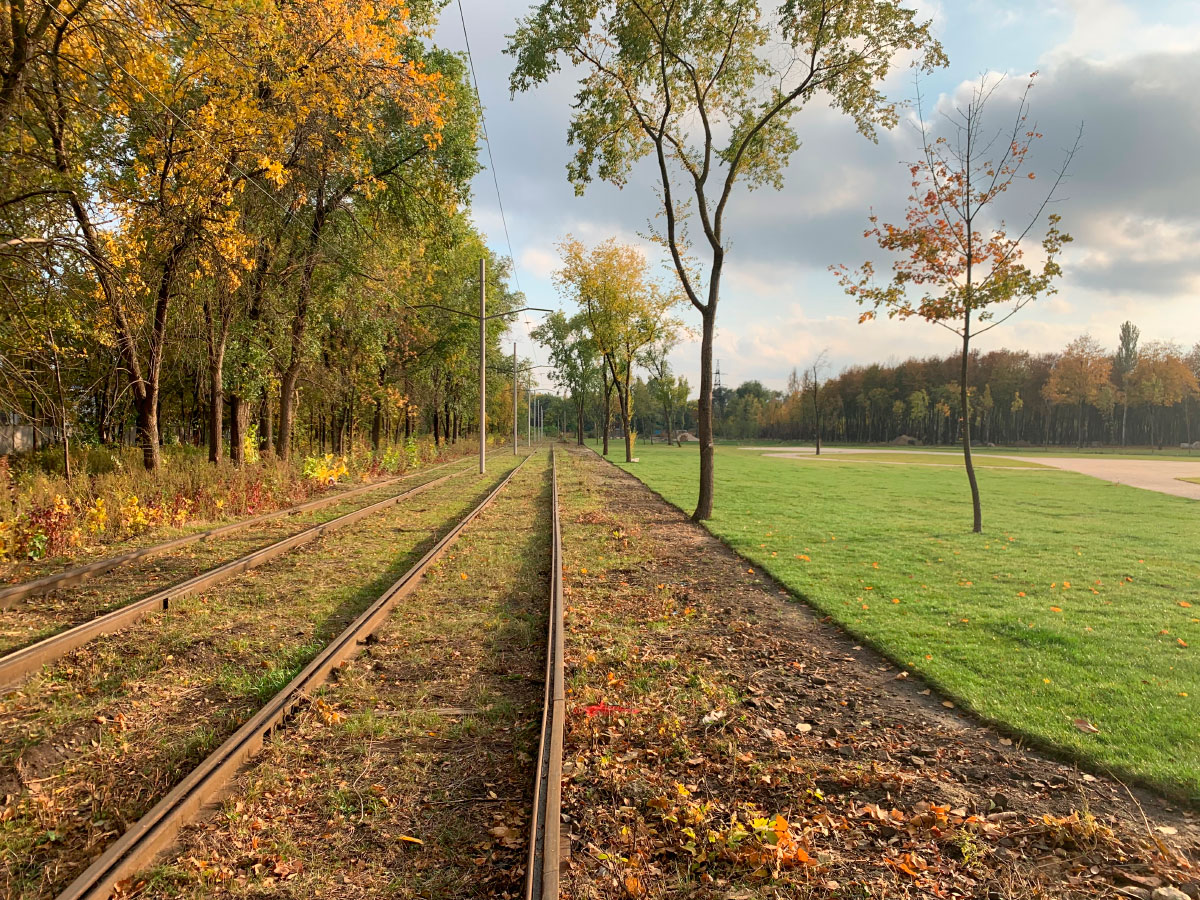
[399,835,424,846]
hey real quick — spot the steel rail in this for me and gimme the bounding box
[0,467,469,689]
[525,447,566,900]
[0,456,469,609]
[56,454,532,900]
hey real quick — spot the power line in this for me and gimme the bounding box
[454,0,545,388]
[455,0,522,301]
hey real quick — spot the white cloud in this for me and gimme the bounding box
[440,1,1200,394]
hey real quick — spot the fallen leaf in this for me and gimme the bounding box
[1072,718,1100,734]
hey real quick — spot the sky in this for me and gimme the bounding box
[435,0,1200,393]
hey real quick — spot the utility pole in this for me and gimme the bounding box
[478,258,486,474]
[513,342,518,455]
[409,265,549,475]
[527,384,532,448]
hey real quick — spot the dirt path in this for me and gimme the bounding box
[557,446,1197,899]
[1008,456,1200,500]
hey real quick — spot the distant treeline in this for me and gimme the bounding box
[712,330,1200,448]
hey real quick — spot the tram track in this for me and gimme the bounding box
[21,456,532,900]
[0,457,469,611]
[5,450,570,899]
[0,464,472,690]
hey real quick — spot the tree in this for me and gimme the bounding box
[508,0,944,519]
[554,237,680,462]
[838,74,1076,532]
[802,349,830,453]
[1114,321,1140,447]
[1043,335,1113,448]
[1128,342,1200,447]
[642,334,689,446]
[1189,343,1200,446]
[534,309,598,445]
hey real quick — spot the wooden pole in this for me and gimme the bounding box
[513,343,519,455]
[479,258,486,474]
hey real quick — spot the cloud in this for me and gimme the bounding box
[437,1,1200,393]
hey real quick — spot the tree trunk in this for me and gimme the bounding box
[259,392,273,456]
[371,400,383,453]
[229,394,247,465]
[207,346,224,464]
[693,308,716,521]
[601,365,611,456]
[276,186,328,461]
[203,294,229,465]
[812,385,822,455]
[1078,399,1085,448]
[576,397,585,446]
[135,393,161,471]
[1121,400,1128,446]
[620,390,633,462]
[960,329,982,534]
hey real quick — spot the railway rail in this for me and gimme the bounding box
[0,455,467,609]
[53,454,533,900]
[17,450,568,899]
[526,447,567,900]
[0,463,470,689]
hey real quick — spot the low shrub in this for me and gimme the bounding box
[0,436,461,571]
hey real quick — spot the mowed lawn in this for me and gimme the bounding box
[602,442,1200,799]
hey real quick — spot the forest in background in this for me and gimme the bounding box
[554,324,1200,451]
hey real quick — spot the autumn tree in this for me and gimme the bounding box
[508,0,945,520]
[1128,342,1200,447]
[1042,335,1113,448]
[0,0,515,476]
[554,237,681,462]
[802,349,831,453]
[838,74,1076,532]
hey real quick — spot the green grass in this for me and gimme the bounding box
[763,450,1047,468]
[715,439,1200,461]
[1180,477,1200,486]
[601,441,1200,799]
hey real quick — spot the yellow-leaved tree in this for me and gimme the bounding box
[554,237,682,463]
